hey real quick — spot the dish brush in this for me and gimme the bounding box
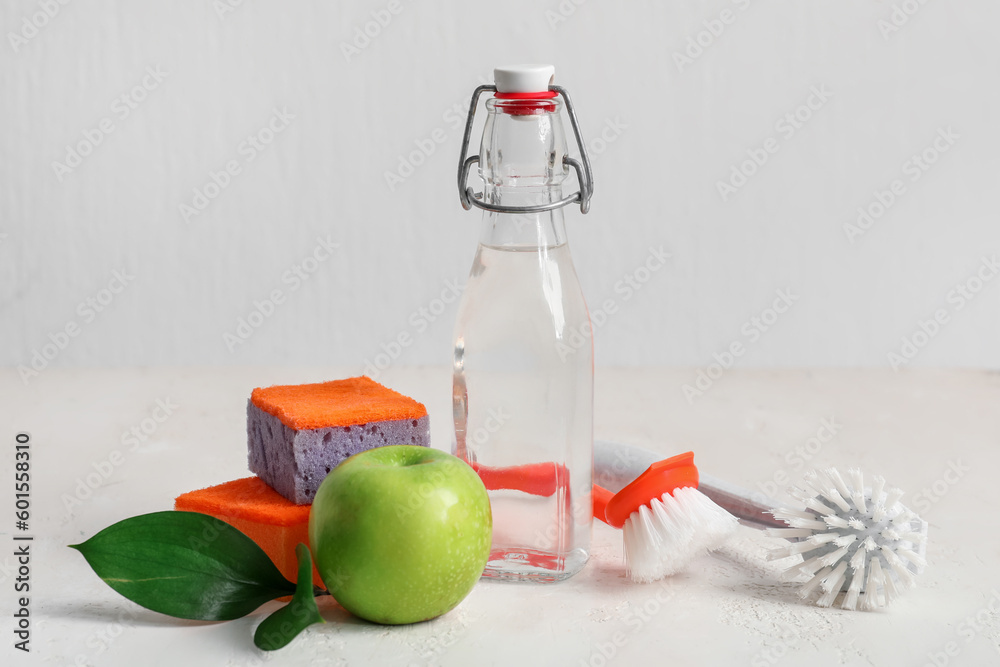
[591,452,738,582]
[595,440,928,610]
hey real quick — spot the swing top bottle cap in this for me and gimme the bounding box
[494,64,555,94]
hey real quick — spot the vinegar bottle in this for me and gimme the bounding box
[453,65,595,582]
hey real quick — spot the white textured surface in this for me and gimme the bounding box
[2,366,999,666]
[2,1,1000,370]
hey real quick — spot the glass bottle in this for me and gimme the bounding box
[453,65,595,582]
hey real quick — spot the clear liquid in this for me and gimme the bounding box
[453,243,593,582]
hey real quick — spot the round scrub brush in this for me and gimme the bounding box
[766,467,927,610]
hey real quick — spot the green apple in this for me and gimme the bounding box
[309,445,492,625]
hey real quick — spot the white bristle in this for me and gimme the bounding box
[882,562,899,603]
[622,487,737,584]
[771,540,818,559]
[881,526,901,541]
[818,562,849,606]
[833,534,857,548]
[803,497,838,516]
[772,532,838,560]
[623,504,673,583]
[673,487,738,552]
[848,545,866,571]
[821,561,848,593]
[811,532,842,545]
[768,467,928,611]
[843,560,865,610]
[811,468,834,488]
[896,547,927,569]
[860,563,875,610]
[871,476,886,504]
[787,517,830,531]
[818,485,852,514]
[816,584,839,608]
[773,507,821,522]
[777,563,805,582]
[768,545,796,561]
[848,468,867,513]
[884,487,904,511]
[818,544,850,568]
[862,559,885,611]
[882,546,915,589]
[764,527,813,539]
[794,554,828,578]
[799,567,830,599]
[771,508,828,531]
[826,468,853,503]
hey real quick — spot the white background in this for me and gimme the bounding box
[2,0,998,372]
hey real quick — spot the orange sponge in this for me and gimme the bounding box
[250,376,427,430]
[174,477,323,588]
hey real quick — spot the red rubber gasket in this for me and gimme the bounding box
[494,90,558,115]
[494,91,558,99]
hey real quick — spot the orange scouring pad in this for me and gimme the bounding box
[174,476,323,588]
[250,376,427,431]
[248,376,431,504]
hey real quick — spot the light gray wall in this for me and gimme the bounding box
[3,0,998,377]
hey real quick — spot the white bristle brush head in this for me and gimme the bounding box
[765,466,928,611]
[622,486,738,583]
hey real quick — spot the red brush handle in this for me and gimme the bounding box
[468,461,563,497]
[465,454,700,529]
[466,461,620,527]
[592,485,614,525]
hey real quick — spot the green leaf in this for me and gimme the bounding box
[69,511,296,621]
[254,543,325,650]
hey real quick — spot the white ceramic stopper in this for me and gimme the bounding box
[494,64,555,94]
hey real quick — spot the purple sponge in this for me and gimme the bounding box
[247,377,431,504]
